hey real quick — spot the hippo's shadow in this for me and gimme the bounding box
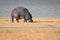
[33,21,54,23]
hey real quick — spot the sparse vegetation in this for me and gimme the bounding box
[0,17,60,40]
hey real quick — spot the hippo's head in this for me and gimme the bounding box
[28,18,33,22]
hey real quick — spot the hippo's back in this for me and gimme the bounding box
[11,7,25,15]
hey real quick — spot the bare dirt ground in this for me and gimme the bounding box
[0,17,60,40]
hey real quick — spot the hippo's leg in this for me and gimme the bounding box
[16,18,19,23]
[15,14,20,23]
[11,16,14,23]
[24,16,27,22]
[24,19,27,22]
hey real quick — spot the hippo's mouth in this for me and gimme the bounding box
[28,19,33,22]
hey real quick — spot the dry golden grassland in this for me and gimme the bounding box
[0,17,60,40]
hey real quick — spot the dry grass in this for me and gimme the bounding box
[0,17,60,40]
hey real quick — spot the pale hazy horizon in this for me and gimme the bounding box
[0,0,60,17]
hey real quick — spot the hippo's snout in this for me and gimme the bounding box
[28,19,33,22]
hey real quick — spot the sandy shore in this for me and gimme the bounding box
[0,17,60,40]
[0,17,60,27]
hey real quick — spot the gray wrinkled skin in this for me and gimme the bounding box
[11,7,33,23]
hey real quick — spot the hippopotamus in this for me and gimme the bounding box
[11,7,33,23]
